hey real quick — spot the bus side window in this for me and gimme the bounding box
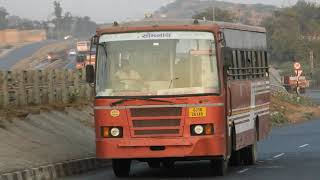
[251,51,257,79]
[232,50,237,80]
[247,51,252,79]
[264,51,269,76]
[235,50,240,80]
[253,51,257,78]
[237,50,243,79]
[251,50,257,79]
[240,51,246,80]
[261,51,266,77]
[256,51,263,78]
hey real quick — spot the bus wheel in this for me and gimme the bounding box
[112,159,131,177]
[162,160,175,169]
[242,142,257,165]
[211,158,228,176]
[229,150,241,166]
[148,160,161,168]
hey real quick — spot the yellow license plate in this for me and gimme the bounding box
[189,107,207,118]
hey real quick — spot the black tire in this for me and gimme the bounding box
[148,160,161,169]
[211,158,228,176]
[241,142,257,165]
[229,126,241,166]
[162,160,175,169]
[229,150,241,166]
[112,159,131,177]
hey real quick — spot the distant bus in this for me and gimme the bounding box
[76,41,90,52]
[87,19,271,177]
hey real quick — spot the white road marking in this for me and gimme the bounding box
[256,165,284,169]
[299,144,309,148]
[273,153,285,159]
[238,168,249,174]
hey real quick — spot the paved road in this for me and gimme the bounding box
[0,41,53,70]
[306,90,320,105]
[64,55,77,69]
[60,118,320,180]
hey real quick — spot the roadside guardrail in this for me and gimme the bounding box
[0,69,93,107]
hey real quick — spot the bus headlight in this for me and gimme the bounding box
[194,125,204,135]
[110,127,121,137]
[191,124,214,136]
[101,127,123,138]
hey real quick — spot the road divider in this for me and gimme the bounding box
[0,158,110,180]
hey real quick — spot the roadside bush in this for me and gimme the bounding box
[271,111,288,126]
[272,91,314,107]
[68,90,80,103]
[3,44,13,49]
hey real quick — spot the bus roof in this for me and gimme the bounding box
[97,19,266,34]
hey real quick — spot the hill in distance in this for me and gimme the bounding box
[154,0,278,26]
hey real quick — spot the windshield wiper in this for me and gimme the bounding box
[110,97,175,107]
[168,77,180,89]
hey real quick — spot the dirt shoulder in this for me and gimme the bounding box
[0,102,94,174]
[271,92,320,126]
[0,101,93,126]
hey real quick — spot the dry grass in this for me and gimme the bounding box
[271,93,320,125]
[0,100,91,120]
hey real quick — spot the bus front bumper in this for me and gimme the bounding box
[96,136,225,159]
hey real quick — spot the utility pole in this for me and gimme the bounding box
[310,49,314,76]
[212,7,215,21]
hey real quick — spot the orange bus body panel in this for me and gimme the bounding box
[95,95,227,159]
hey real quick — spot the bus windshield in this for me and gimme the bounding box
[96,31,220,97]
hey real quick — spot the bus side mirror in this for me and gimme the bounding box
[86,65,95,83]
[221,47,233,68]
[91,35,99,46]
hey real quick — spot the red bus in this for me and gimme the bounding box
[86,19,270,177]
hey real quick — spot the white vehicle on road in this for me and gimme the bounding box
[68,49,77,56]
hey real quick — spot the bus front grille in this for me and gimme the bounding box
[134,129,180,135]
[132,119,180,127]
[132,119,181,136]
[129,107,184,137]
[130,107,182,117]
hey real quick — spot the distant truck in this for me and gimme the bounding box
[283,75,310,94]
[76,50,96,69]
[76,41,90,52]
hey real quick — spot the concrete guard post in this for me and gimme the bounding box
[0,158,110,180]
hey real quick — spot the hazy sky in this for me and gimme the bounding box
[0,0,305,23]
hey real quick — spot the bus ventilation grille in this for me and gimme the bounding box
[130,107,182,117]
[130,107,183,137]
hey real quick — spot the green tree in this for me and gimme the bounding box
[262,1,320,81]
[52,1,64,38]
[72,16,97,38]
[53,1,62,20]
[0,7,9,29]
[192,7,237,22]
[49,1,97,39]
